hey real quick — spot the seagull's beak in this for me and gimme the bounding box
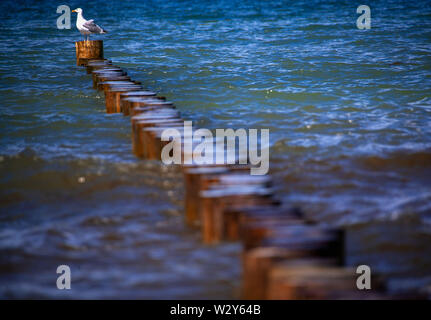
[72,9,76,12]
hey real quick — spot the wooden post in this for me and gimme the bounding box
[131,103,175,117]
[90,68,125,80]
[241,224,344,263]
[242,229,343,299]
[183,167,229,227]
[242,247,309,299]
[75,40,104,66]
[92,70,127,89]
[224,206,302,241]
[136,110,182,157]
[104,85,143,113]
[98,80,134,93]
[200,186,274,244]
[131,117,182,158]
[143,125,184,160]
[128,99,174,116]
[122,97,159,116]
[266,260,358,299]
[181,164,254,227]
[119,92,157,115]
[140,120,184,159]
[86,60,112,74]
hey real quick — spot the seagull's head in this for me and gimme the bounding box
[72,8,83,14]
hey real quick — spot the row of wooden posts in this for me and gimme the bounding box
[75,40,390,299]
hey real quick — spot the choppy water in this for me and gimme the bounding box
[1,0,431,298]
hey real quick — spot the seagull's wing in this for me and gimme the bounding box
[83,19,106,33]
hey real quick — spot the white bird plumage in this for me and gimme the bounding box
[72,8,107,42]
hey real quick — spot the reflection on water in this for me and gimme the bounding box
[0,0,431,298]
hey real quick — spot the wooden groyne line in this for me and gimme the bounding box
[75,40,391,299]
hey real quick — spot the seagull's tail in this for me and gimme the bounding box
[101,28,108,34]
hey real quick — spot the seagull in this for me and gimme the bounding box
[72,8,107,41]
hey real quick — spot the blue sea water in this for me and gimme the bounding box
[0,0,430,298]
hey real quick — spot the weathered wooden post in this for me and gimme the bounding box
[144,125,185,160]
[224,206,302,241]
[200,185,274,244]
[131,115,181,158]
[104,84,143,113]
[131,103,175,117]
[86,60,112,74]
[119,92,158,115]
[92,70,128,89]
[128,99,174,117]
[241,225,344,299]
[75,40,104,66]
[136,110,182,158]
[183,166,229,227]
[243,247,300,299]
[266,260,358,299]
